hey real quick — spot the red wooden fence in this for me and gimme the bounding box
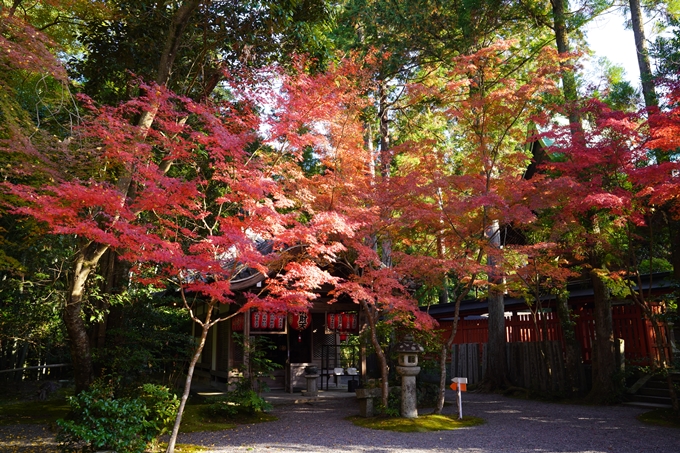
[438,304,670,366]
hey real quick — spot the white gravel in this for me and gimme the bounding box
[177,390,680,453]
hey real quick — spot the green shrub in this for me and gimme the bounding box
[56,380,178,453]
[416,381,439,407]
[206,381,272,418]
[375,387,401,417]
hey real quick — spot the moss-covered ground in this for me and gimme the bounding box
[637,408,680,428]
[347,413,485,432]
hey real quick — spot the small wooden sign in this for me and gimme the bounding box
[450,377,468,392]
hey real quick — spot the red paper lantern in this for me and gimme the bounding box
[250,311,286,331]
[342,313,351,331]
[327,312,358,332]
[289,311,310,331]
[347,313,358,331]
[251,311,261,329]
[327,312,338,330]
[231,313,244,332]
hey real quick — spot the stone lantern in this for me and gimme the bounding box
[395,334,423,418]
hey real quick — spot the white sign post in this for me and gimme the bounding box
[450,377,468,420]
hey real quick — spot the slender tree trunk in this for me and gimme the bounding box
[555,291,584,396]
[437,236,449,305]
[628,0,658,109]
[166,299,217,453]
[361,299,390,408]
[529,308,552,393]
[378,82,391,178]
[155,0,202,86]
[586,269,619,403]
[434,293,464,414]
[13,342,28,382]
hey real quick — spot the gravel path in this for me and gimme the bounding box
[2,391,678,453]
[0,423,59,452]
[178,390,680,453]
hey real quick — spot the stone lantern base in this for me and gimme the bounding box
[396,365,420,418]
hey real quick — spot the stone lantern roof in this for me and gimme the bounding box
[395,335,423,354]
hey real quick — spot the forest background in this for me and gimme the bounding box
[2,0,680,447]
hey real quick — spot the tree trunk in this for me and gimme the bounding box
[361,299,390,408]
[60,0,202,395]
[156,0,202,86]
[437,236,449,305]
[586,269,619,403]
[551,0,581,133]
[13,342,28,382]
[486,290,507,389]
[555,291,584,396]
[434,295,462,414]
[484,220,508,390]
[628,0,658,109]
[529,309,553,393]
[378,82,391,178]
[93,250,116,351]
[67,243,109,393]
[166,299,217,453]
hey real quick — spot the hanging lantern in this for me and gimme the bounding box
[231,313,244,332]
[251,311,261,329]
[348,313,358,331]
[289,311,311,332]
[275,313,285,330]
[338,313,358,332]
[342,313,352,331]
[250,311,286,331]
[327,312,338,330]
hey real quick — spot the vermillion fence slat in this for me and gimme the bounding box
[447,303,665,366]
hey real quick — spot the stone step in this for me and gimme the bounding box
[628,394,673,406]
[639,387,671,397]
[623,400,673,409]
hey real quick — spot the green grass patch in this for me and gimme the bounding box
[178,398,277,433]
[347,414,485,432]
[0,392,276,433]
[0,396,71,426]
[637,408,680,428]
[155,442,211,452]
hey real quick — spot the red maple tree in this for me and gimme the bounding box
[384,41,562,411]
[539,96,678,408]
[4,46,437,446]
